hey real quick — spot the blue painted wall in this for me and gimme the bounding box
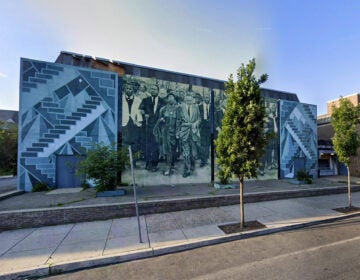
[18,59,118,191]
[279,101,318,179]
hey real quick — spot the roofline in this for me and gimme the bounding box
[58,51,302,100]
[59,50,226,84]
[327,93,360,104]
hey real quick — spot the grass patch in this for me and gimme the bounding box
[51,198,86,207]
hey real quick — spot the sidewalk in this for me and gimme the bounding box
[1,176,359,211]
[1,191,360,279]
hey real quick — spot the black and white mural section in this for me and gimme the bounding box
[214,93,279,182]
[121,75,215,185]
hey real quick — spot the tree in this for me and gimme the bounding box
[0,121,18,175]
[331,98,360,208]
[76,143,128,192]
[215,58,269,228]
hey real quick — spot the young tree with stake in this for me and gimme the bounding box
[215,58,269,228]
[331,98,360,209]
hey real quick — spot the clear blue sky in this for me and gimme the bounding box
[1,0,360,115]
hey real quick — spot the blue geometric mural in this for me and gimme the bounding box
[18,59,118,191]
[279,101,317,179]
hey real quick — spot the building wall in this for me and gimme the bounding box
[279,101,318,178]
[19,53,318,190]
[327,93,360,114]
[18,59,118,191]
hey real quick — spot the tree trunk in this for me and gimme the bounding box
[239,177,244,229]
[347,166,352,208]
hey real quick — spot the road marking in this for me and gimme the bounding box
[192,234,360,280]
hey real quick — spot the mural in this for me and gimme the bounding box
[213,93,279,181]
[121,75,217,185]
[18,59,118,191]
[279,101,317,179]
[260,98,279,179]
[18,56,318,190]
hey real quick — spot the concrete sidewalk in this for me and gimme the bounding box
[1,192,360,279]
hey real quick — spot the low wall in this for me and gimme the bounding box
[1,186,360,231]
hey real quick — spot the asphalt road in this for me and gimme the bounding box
[46,216,360,280]
[0,176,16,194]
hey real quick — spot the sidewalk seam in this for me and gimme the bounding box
[144,215,151,248]
[0,228,36,257]
[102,219,114,256]
[45,223,76,265]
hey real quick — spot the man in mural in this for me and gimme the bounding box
[214,90,227,138]
[176,92,201,177]
[122,78,142,162]
[139,82,166,172]
[260,101,278,176]
[266,102,278,169]
[198,89,212,167]
[153,93,178,176]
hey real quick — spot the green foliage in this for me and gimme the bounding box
[215,58,269,181]
[32,182,49,192]
[217,168,231,184]
[81,182,90,190]
[296,169,313,184]
[76,143,128,192]
[0,121,18,175]
[331,98,360,166]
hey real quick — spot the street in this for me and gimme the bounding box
[46,216,360,280]
[0,176,16,194]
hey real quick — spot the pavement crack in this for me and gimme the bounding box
[144,215,151,248]
[45,223,76,265]
[0,228,36,257]
[102,219,114,256]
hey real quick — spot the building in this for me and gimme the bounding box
[17,51,318,191]
[0,110,18,125]
[317,93,360,177]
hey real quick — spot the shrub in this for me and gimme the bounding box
[32,182,49,192]
[76,143,128,192]
[218,168,231,185]
[296,169,313,184]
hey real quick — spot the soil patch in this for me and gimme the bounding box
[218,220,266,234]
[333,206,360,214]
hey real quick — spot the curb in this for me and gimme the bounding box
[0,190,24,201]
[2,211,360,279]
[0,176,14,180]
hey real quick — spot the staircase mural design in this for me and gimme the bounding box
[18,58,118,191]
[279,100,318,179]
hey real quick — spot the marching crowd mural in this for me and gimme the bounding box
[120,75,219,185]
[17,52,318,191]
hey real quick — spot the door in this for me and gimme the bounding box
[56,155,85,188]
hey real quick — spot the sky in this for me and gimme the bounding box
[1,0,360,115]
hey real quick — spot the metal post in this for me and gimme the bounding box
[128,145,143,243]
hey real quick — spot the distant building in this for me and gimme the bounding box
[317,93,360,176]
[0,109,18,125]
[17,51,318,191]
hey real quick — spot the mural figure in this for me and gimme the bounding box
[154,93,178,176]
[198,89,212,167]
[214,92,227,137]
[265,102,278,169]
[176,92,201,177]
[122,79,142,161]
[139,82,166,172]
[259,99,279,177]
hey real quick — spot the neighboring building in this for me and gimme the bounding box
[317,93,360,177]
[0,110,18,125]
[18,51,318,191]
